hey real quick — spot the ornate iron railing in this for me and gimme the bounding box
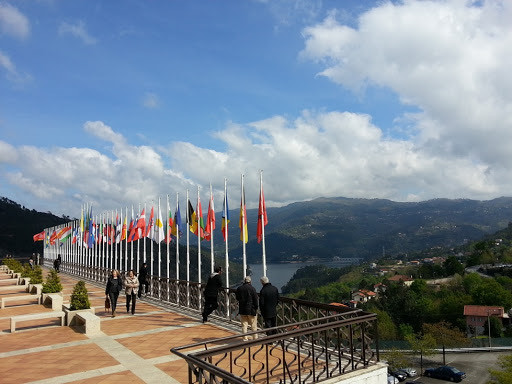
[171,311,379,384]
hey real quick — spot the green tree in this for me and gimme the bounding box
[69,281,90,310]
[42,269,63,293]
[406,332,436,376]
[423,321,469,365]
[443,256,464,276]
[382,348,410,370]
[484,316,504,338]
[488,353,512,384]
[372,308,397,340]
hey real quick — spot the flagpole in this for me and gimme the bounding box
[158,197,162,300]
[260,170,267,277]
[137,203,140,274]
[130,205,134,270]
[175,193,180,306]
[150,202,154,296]
[241,174,247,278]
[124,206,128,273]
[197,186,202,288]
[209,183,214,274]
[186,189,190,307]
[166,194,170,301]
[224,178,230,318]
[111,210,114,272]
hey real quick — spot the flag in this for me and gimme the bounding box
[221,190,230,241]
[115,213,121,243]
[146,206,154,238]
[239,185,248,243]
[165,206,174,243]
[205,194,215,241]
[33,231,45,242]
[188,200,197,234]
[129,208,145,241]
[154,205,165,243]
[72,227,79,244]
[195,197,205,239]
[171,202,182,236]
[121,216,127,241]
[257,185,268,243]
[50,230,58,245]
[87,209,95,248]
[58,226,72,243]
[127,208,134,242]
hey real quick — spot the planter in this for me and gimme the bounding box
[42,292,63,311]
[27,284,43,295]
[63,305,100,335]
[63,305,96,325]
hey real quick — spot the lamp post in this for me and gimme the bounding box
[487,309,492,351]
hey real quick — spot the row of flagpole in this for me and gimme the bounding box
[36,172,269,288]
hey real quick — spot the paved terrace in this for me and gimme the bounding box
[0,268,238,384]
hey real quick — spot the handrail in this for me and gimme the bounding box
[171,311,378,384]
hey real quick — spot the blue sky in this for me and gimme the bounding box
[1,0,511,217]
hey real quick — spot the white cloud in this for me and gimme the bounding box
[300,0,512,168]
[143,93,160,109]
[58,21,97,45]
[0,50,31,84]
[0,3,30,39]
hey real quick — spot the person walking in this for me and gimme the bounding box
[202,266,223,323]
[235,276,259,340]
[124,270,139,315]
[54,254,62,272]
[138,262,149,298]
[105,269,123,317]
[259,276,280,335]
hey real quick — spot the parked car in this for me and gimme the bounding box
[387,375,399,384]
[424,366,466,382]
[388,368,407,382]
[399,367,417,377]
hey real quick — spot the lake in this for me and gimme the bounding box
[249,260,360,292]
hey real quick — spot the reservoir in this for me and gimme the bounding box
[248,260,361,292]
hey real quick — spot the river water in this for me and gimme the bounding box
[249,260,360,292]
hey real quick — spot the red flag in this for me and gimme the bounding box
[146,206,154,238]
[49,230,58,245]
[195,199,205,239]
[204,195,215,241]
[257,185,268,243]
[33,231,45,242]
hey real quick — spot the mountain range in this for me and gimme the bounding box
[3,196,512,262]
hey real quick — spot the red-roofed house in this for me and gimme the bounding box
[351,289,377,303]
[463,305,507,336]
[388,275,414,286]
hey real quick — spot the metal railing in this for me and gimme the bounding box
[172,311,379,384]
[45,258,380,383]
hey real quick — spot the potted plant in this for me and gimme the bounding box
[65,280,96,329]
[42,269,63,310]
[20,263,32,285]
[70,281,91,310]
[27,265,44,294]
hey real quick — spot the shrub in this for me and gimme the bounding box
[42,269,63,293]
[69,281,90,310]
[21,263,32,278]
[30,266,43,284]
[3,258,23,273]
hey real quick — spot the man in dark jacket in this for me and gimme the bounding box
[259,276,279,335]
[138,262,149,298]
[235,276,259,340]
[202,266,223,323]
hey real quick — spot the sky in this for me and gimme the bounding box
[1,0,512,218]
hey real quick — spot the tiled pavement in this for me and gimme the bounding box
[0,268,237,384]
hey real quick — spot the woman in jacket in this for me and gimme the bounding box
[105,269,123,317]
[124,269,139,315]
